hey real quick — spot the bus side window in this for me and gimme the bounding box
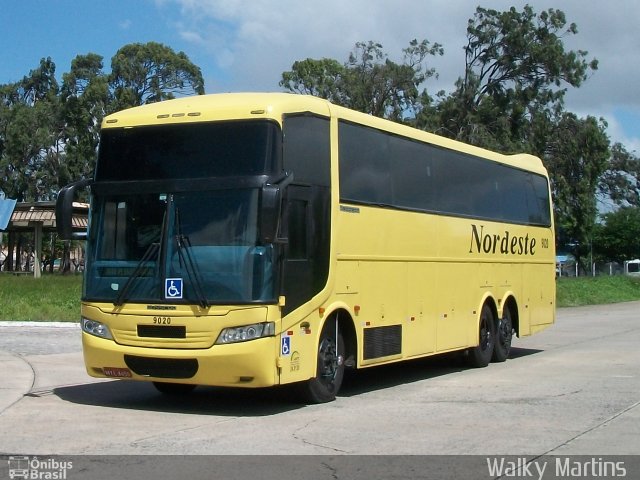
[287,198,309,260]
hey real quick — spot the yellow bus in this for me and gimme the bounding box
[57,93,555,403]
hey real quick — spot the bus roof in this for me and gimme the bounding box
[101,92,332,128]
[102,92,547,176]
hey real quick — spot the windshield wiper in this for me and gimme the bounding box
[113,242,160,306]
[175,208,209,309]
[175,234,209,309]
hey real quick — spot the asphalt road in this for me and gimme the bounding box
[0,302,638,477]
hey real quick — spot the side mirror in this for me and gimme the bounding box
[259,172,293,244]
[56,179,92,240]
[259,184,282,244]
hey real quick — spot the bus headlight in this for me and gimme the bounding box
[216,322,275,344]
[82,317,113,340]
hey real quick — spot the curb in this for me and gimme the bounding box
[0,321,80,328]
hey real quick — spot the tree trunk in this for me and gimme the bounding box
[7,232,15,271]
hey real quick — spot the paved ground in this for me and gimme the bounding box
[0,302,638,468]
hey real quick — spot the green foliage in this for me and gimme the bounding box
[59,53,109,192]
[0,58,61,201]
[593,207,640,263]
[431,5,597,148]
[280,58,345,102]
[110,42,205,111]
[281,39,443,122]
[543,113,610,265]
[599,143,640,206]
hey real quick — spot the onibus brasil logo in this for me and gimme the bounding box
[7,456,72,479]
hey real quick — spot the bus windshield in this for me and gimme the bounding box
[96,120,280,180]
[84,119,281,305]
[85,189,276,305]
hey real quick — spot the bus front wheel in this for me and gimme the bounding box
[298,321,345,403]
[467,304,496,368]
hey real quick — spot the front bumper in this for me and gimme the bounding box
[82,332,279,388]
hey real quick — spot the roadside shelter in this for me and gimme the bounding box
[0,200,88,277]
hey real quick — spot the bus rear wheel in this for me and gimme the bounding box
[298,321,345,403]
[467,304,496,368]
[493,306,514,362]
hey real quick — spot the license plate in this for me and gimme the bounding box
[103,367,132,378]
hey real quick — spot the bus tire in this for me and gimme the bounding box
[493,306,514,362]
[298,321,345,403]
[153,382,197,395]
[467,304,496,368]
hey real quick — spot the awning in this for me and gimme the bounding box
[0,199,17,230]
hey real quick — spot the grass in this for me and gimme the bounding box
[1,272,639,321]
[0,273,82,321]
[556,275,640,307]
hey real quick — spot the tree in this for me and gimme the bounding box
[593,207,640,263]
[0,59,62,273]
[281,39,443,122]
[59,53,109,190]
[543,113,610,268]
[17,57,59,105]
[0,58,60,201]
[431,5,598,149]
[109,42,205,111]
[598,143,640,207]
[280,58,345,103]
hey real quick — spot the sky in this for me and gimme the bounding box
[1,0,639,152]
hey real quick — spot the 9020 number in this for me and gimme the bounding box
[153,316,171,325]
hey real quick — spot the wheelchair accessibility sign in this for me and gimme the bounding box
[281,335,291,356]
[165,278,183,299]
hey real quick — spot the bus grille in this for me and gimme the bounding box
[363,325,402,360]
[124,355,198,379]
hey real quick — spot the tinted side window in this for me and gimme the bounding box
[390,135,435,210]
[526,173,552,225]
[338,120,551,227]
[498,167,531,222]
[283,114,330,186]
[287,198,309,260]
[339,121,391,204]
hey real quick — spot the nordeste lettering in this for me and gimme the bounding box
[469,224,536,255]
